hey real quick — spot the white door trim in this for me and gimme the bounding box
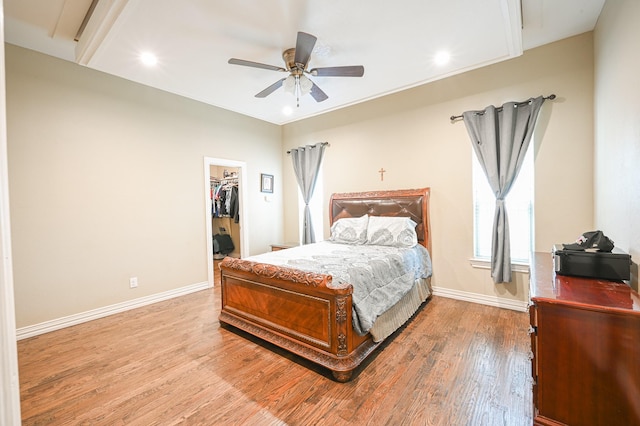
[0,0,23,421]
[203,157,249,288]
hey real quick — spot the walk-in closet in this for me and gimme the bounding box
[210,166,240,259]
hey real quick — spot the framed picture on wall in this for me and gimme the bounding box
[261,173,274,193]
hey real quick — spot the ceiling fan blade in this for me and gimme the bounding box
[228,58,286,72]
[309,65,365,77]
[294,32,317,68]
[255,78,286,98]
[309,82,328,102]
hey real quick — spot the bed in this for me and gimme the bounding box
[218,187,432,381]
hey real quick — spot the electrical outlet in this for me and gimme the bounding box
[129,277,138,288]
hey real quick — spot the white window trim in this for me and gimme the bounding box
[469,257,530,273]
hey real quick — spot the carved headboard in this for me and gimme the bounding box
[329,188,432,254]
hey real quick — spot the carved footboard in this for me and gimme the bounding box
[219,257,380,382]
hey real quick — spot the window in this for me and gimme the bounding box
[298,169,324,243]
[472,146,534,264]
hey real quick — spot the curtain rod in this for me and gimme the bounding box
[450,94,556,122]
[286,142,330,154]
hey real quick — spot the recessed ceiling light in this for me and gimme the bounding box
[139,51,158,67]
[282,106,293,116]
[434,51,450,66]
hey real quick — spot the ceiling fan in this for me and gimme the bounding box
[228,32,365,107]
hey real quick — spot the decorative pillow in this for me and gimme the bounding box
[366,216,418,247]
[329,215,369,245]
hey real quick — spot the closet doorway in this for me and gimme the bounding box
[203,157,249,288]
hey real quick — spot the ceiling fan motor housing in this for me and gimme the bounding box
[283,48,303,74]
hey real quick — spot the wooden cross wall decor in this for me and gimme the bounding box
[378,168,386,181]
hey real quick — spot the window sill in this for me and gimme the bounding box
[469,258,530,273]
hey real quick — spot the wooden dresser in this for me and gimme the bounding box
[529,252,640,426]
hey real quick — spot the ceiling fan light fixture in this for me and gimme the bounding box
[283,75,296,94]
[283,75,312,96]
[283,75,314,107]
[299,75,313,96]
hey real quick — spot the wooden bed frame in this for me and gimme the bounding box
[218,188,431,381]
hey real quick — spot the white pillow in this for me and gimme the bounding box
[366,216,418,247]
[329,215,369,245]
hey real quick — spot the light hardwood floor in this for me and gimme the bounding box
[18,269,533,425]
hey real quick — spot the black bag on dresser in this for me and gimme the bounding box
[553,244,631,281]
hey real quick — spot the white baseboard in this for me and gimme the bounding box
[431,286,529,312]
[16,281,210,340]
[16,282,526,340]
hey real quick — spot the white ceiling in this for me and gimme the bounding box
[4,0,605,125]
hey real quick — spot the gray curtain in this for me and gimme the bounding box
[290,142,327,244]
[463,96,545,283]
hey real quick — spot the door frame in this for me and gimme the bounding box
[0,0,22,421]
[203,157,249,287]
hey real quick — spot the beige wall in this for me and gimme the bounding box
[6,44,283,328]
[6,30,603,326]
[594,0,640,288]
[283,33,595,306]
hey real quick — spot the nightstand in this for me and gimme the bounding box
[270,242,299,251]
